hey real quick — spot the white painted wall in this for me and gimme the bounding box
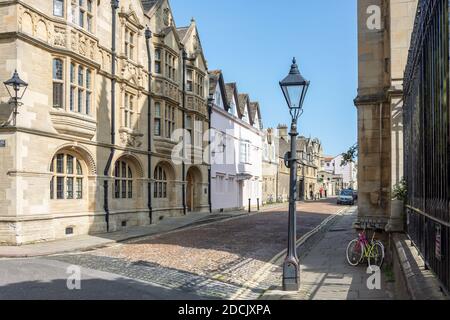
[211,83,263,211]
[324,154,357,189]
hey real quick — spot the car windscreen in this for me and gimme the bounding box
[341,191,353,196]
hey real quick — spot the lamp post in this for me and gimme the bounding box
[279,57,310,291]
[3,70,28,127]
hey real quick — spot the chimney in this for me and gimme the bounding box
[277,124,288,142]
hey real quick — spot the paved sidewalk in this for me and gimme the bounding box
[0,211,247,258]
[261,207,395,300]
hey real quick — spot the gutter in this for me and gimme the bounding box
[103,0,119,232]
[145,27,153,224]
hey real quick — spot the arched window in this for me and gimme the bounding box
[114,160,133,199]
[50,153,84,200]
[154,165,167,199]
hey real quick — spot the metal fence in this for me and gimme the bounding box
[403,0,450,292]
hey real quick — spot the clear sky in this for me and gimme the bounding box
[170,0,358,157]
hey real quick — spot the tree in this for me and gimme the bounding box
[341,144,358,166]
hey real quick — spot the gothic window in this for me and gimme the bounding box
[53,58,64,108]
[114,160,133,199]
[50,153,84,200]
[154,165,167,199]
[154,102,161,136]
[53,0,64,17]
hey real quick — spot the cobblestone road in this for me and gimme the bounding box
[49,199,343,299]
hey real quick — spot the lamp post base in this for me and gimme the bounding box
[282,257,300,291]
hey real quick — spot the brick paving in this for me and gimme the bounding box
[49,199,342,299]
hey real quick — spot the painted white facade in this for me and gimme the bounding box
[209,72,263,212]
[324,155,357,190]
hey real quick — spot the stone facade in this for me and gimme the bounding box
[277,125,324,202]
[262,128,278,204]
[354,0,417,228]
[0,0,209,245]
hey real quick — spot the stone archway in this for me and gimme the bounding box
[186,166,202,212]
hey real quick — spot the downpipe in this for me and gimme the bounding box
[103,0,119,232]
[145,28,153,224]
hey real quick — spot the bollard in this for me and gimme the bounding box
[257,198,260,211]
[248,198,251,213]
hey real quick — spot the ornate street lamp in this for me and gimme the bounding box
[3,70,28,126]
[279,57,310,291]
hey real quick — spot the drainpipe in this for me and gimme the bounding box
[103,0,119,232]
[379,102,383,210]
[207,95,213,213]
[182,49,187,215]
[145,27,153,224]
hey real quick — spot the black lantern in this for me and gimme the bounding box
[279,58,310,120]
[4,70,28,101]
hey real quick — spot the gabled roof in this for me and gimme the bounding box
[141,0,159,12]
[176,26,190,41]
[208,70,229,111]
[237,94,250,119]
[225,83,238,108]
[249,102,262,129]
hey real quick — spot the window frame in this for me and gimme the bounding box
[114,160,134,199]
[53,0,65,17]
[154,165,168,199]
[50,152,84,200]
[154,102,161,136]
[53,58,64,108]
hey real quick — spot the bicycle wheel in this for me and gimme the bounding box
[368,242,385,269]
[346,239,363,266]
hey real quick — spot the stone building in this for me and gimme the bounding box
[0,0,209,245]
[262,128,279,205]
[277,125,324,201]
[354,0,417,229]
[324,154,357,190]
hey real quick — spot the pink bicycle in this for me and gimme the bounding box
[346,226,385,269]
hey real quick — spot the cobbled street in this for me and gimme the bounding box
[0,199,344,300]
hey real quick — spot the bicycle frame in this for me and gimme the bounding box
[356,229,378,258]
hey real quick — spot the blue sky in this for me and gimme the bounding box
[170,0,358,157]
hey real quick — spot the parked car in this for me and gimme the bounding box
[337,189,355,205]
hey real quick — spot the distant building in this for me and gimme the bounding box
[262,128,279,204]
[324,155,357,190]
[277,125,324,201]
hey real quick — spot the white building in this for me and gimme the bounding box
[209,71,264,212]
[324,155,357,190]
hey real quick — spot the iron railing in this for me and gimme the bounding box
[404,0,450,292]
